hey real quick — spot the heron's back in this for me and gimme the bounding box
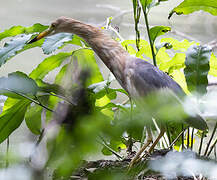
[124,58,185,97]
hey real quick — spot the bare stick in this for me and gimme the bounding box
[168,128,186,149]
[207,137,217,157]
[204,122,217,156]
[198,132,204,156]
[6,137,9,168]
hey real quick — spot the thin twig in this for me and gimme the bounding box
[182,124,185,150]
[204,122,217,156]
[6,137,9,168]
[190,128,194,150]
[166,125,172,149]
[42,92,76,106]
[187,128,190,149]
[98,137,123,160]
[208,83,217,86]
[143,8,157,66]
[5,89,54,112]
[29,129,45,162]
[207,137,217,157]
[198,132,204,156]
[127,97,134,153]
[206,39,217,50]
[168,128,186,149]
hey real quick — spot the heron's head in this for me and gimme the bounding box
[28,17,77,43]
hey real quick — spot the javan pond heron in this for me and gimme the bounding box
[28,17,208,167]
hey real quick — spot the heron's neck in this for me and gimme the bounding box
[69,20,129,86]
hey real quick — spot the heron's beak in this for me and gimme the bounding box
[28,26,54,44]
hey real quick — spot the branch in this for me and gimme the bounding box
[206,39,217,50]
[208,83,217,86]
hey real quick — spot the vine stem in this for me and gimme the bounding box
[5,88,54,112]
[98,136,123,160]
[6,137,9,168]
[207,137,217,157]
[204,122,217,156]
[168,128,186,149]
[142,8,157,67]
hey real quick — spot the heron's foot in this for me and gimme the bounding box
[128,140,152,169]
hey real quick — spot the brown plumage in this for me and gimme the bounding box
[29,17,207,167]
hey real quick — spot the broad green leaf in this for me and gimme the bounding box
[155,42,172,53]
[147,0,169,9]
[140,0,153,9]
[0,34,32,67]
[184,45,211,95]
[25,105,42,135]
[30,52,72,80]
[72,49,104,85]
[42,33,74,54]
[159,53,185,73]
[36,79,65,96]
[121,40,138,55]
[121,39,151,58]
[209,53,217,77]
[55,64,68,84]
[149,26,171,43]
[171,70,189,94]
[0,99,30,143]
[169,0,217,19]
[102,140,126,156]
[0,23,48,41]
[161,38,199,52]
[0,71,38,97]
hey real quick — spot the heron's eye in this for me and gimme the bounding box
[51,23,57,28]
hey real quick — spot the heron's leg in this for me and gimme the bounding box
[128,127,153,168]
[147,128,165,154]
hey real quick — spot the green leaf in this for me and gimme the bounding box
[0,23,48,41]
[0,34,32,67]
[30,52,72,80]
[159,53,185,73]
[140,0,153,9]
[102,140,126,156]
[155,42,172,53]
[42,33,74,54]
[147,0,169,9]
[184,45,211,95]
[209,53,217,76]
[25,105,42,135]
[36,79,65,96]
[55,64,68,84]
[0,71,38,97]
[72,49,104,85]
[169,0,217,19]
[150,26,171,43]
[161,38,199,52]
[0,99,30,143]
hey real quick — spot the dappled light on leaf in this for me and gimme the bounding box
[42,33,74,54]
[0,71,38,97]
[0,34,32,67]
[184,45,211,95]
[169,0,217,19]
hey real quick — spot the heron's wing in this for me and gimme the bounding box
[127,58,184,97]
[126,58,207,131]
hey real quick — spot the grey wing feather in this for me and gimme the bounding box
[127,58,207,131]
[129,58,185,97]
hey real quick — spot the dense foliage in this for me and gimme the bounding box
[0,0,217,179]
